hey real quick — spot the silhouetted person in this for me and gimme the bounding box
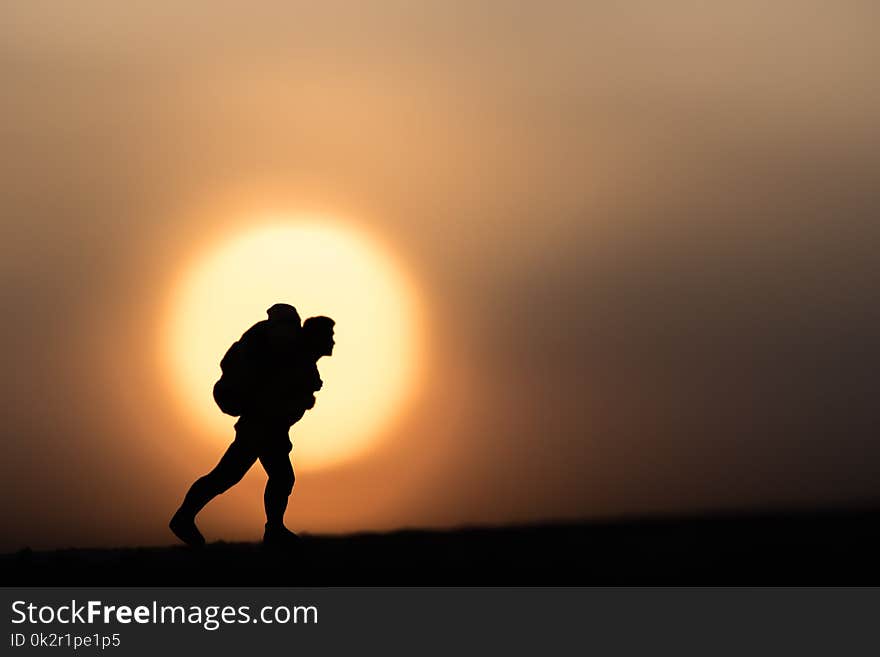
[170,305,336,548]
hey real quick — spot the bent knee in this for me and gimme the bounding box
[220,472,247,489]
[201,468,246,493]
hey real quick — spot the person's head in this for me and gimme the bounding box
[302,316,335,358]
[266,303,302,330]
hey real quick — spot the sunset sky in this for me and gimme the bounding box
[2,2,879,550]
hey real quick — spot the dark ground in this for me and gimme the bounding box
[4,508,880,585]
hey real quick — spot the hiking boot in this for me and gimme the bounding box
[169,510,206,548]
[263,524,301,548]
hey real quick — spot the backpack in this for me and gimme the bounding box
[212,339,251,416]
[212,308,303,417]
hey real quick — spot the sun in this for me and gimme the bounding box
[163,217,423,471]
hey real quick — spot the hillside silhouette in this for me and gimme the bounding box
[4,507,880,585]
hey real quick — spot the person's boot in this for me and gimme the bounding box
[263,523,300,548]
[169,509,206,548]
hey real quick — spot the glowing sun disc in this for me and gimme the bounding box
[164,218,422,471]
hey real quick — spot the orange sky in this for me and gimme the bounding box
[2,2,879,550]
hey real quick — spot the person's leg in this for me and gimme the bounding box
[178,438,259,517]
[170,437,259,546]
[259,440,295,532]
